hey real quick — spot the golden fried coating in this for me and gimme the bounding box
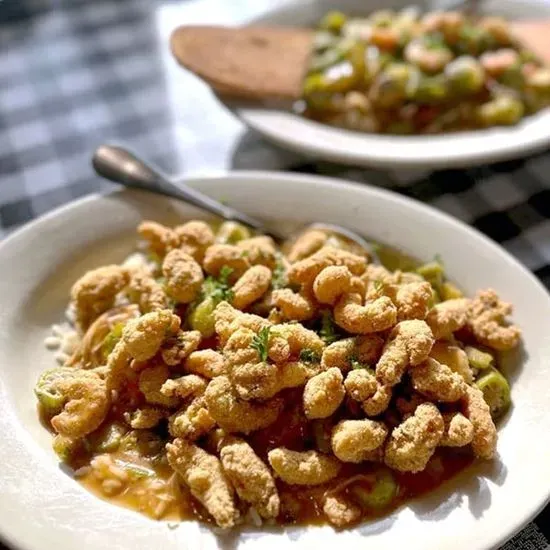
[174,220,214,263]
[303,368,345,419]
[162,249,203,304]
[272,288,316,321]
[430,341,473,384]
[232,265,272,310]
[288,246,367,287]
[161,374,207,400]
[323,494,361,527]
[440,412,474,447]
[184,349,227,378]
[169,396,216,440]
[334,293,397,334]
[362,383,393,416]
[126,269,168,314]
[139,364,179,408]
[137,221,178,257]
[376,320,434,386]
[214,301,270,345]
[384,403,444,473]
[461,385,497,459]
[50,370,110,438]
[426,298,470,339]
[390,281,433,321]
[219,435,280,519]
[313,266,353,305]
[237,236,278,269]
[71,265,130,330]
[268,448,342,485]
[203,244,250,280]
[128,407,165,429]
[287,230,328,263]
[331,419,388,463]
[467,289,521,351]
[204,376,283,434]
[344,369,377,402]
[166,438,239,528]
[161,330,202,367]
[362,264,394,285]
[410,358,467,402]
[122,309,180,362]
[273,323,325,358]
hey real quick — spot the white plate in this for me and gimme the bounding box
[1,172,550,550]
[231,0,550,169]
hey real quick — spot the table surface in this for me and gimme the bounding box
[1,0,550,548]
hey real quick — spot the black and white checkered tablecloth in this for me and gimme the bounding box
[0,0,549,548]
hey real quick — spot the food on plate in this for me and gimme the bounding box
[36,219,521,529]
[300,8,550,134]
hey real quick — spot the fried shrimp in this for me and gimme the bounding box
[334,293,397,334]
[232,265,272,310]
[125,269,168,313]
[268,448,342,485]
[331,419,388,463]
[462,385,497,459]
[71,265,130,330]
[426,298,470,339]
[167,438,239,528]
[303,368,345,419]
[162,249,204,304]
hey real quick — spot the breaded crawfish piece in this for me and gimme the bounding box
[440,412,474,447]
[461,385,497,459]
[272,322,325,358]
[321,336,382,373]
[331,419,388,463]
[232,265,272,310]
[137,221,179,257]
[214,301,270,345]
[313,265,353,305]
[139,363,179,407]
[50,370,110,438]
[268,448,342,485]
[161,374,207,399]
[362,382,393,416]
[389,281,433,321]
[166,438,239,528]
[334,293,397,334]
[410,357,467,402]
[323,493,361,527]
[169,396,216,440]
[288,246,367,287]
[173,220,214,263]
[287,229,328,263]
[162,249,204,304]
[128,407,166,429]
[236,236,278,270]
[362,263,394,285]
[426,298,470,339]
[271,288,317,321]
[344,369,377,402]
[384,403,444,473]
[204,376,283,434]
[123,309,180,362]
[467,289,521,351]
[161,330,202,366]
[70,265,130,330]
[203,244,251,281]
[219,435,280,519]
[430,341,473,384]
[125,269,168,313]
[303,368,345,419]
[184,349,227,379]
[376,320,434,387]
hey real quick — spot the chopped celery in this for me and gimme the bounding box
[465,346,494,371]
[216,221,251,245]
[351,469,399,509]
[115,460,155,479]
[440,281,463,300]
[189,296,217,338]
[101,322,125,360]
[475,368,511,420]
[96,423,127,453]
[34,367,75,415]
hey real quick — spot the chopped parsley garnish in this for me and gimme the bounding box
[271,256,287,290]
[373,279,385,292]
[250,326,271,362]
[299,348,321,364]
[319,310,340,344]
[203,265,234,304]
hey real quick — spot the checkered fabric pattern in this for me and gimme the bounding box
[0,0,549,548]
